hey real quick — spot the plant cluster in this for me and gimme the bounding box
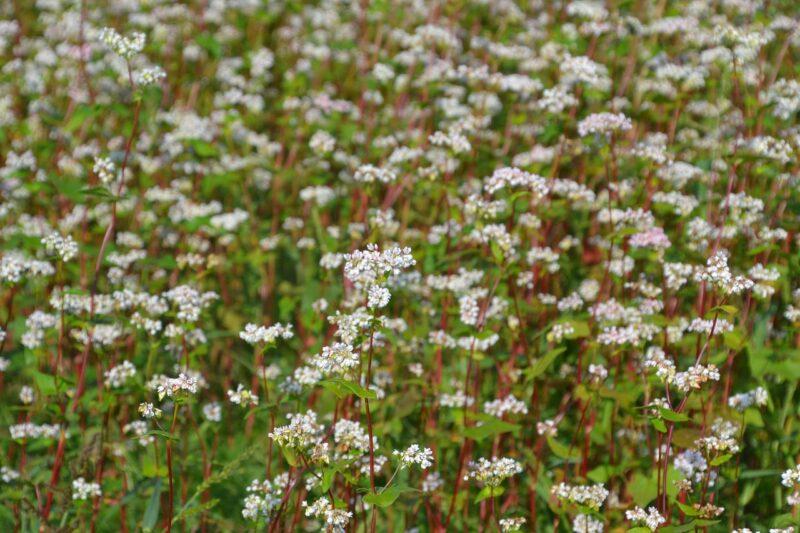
[1,0,800,531]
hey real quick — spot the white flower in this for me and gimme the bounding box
[239,323,294,345]
[156,373,199,399]
[728,387,768,411]
[105,361,137,388]
[552,482,609,510]
[577,112,632,137]
[393,444,434,469]
[367,285,391,309]
[1,466,19,483]
[134,66,166,86]
[269,410,323,450]
[98,27,145,59]
[464,456,522,487]
[499,517,527,532]
[302,497,352,531]
[19,386,34,404]
[227,384,259,407]
[626,506,665,531]
[203,402,222,422]
[782,464,800,487]
[41,233,78,262]
[72,477,101,500]
[138,402,161,419]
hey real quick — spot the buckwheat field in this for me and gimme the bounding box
[3,0,800,531]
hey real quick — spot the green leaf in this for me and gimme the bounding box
[723,329,747,351]
[658,408,689,423]
[650,417,667,433]
[546,437,579,459]
[32,371,57,395]
[710,454,733,466]
[710,304,738,316]
[691,520,720,527]
[587,465,616,483]
[363,485,408,507]
[196,33,222,59]
[320,379,378,400]
[629,472,658,507]
[281,446,299,467]
[490,241,505,264]
[144,430,180,441]
[141,479,162,532]
[64,104,99,132]
[189,140,219,158]
[461,416,520,441]
[675,501,699,516]
[81,186,116,201]
[526,347,565,380]
[320,468,336,493]
[475,485,504,503]
[567,321,590,339]
[738,469,781,479]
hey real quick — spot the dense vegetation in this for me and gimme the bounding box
[2,0,800,531]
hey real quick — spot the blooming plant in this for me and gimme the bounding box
[1,0,800,532]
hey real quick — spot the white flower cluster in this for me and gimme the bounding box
[643,347,676,383]
[41,232,78,262]
[203,402,221,422]
[162,285,218,323]
[124,420,153,447]
[19,386,34,404]
[393,444,433,469]
[674,449,710,486]
[242,474,287,521]
[695,418,740,454]
[625,506,665,531]
[547,322,575,343]
[483,394,528,417]
[310,342,359,376]
[302,497,352,532]
[551,482,609,510]
[72,477,101,500]
[439,390,474,408]
[483,167,549,197]
[9,423,60,440]
[572,513,605,532]
[104,360,137,388]
[156,373,199,399]
[694,251,754,295]
[227,384,259,407]
[0,252,54,284]
[499,517,527,532]
[333,419,372,454]
[353,164,397,184]
[577,112,632,137]
[343,244,415,290]
[728,386,768,411]
[781,464,800,488]
[464,456,522,487]
[134,66,166,86]
[98,27,145,59]
[766,79,800,120]
[239,322,294,345]
[536,419,558,437]
[138,402,161,419]
[269,410,323,450]
[674,364,720,393]
[309,130,336,155]
[367,285,391,309]
[1,466,19,483]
